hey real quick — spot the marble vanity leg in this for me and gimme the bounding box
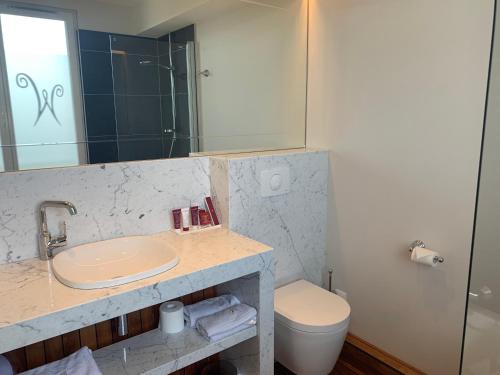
[217,263,275,374]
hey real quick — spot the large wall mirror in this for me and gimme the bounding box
[0,0,308,172]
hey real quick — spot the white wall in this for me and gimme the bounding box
[135,0,209,36]
[196,0,307,152]
[307,1,493,374]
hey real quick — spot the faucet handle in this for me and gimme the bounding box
[48,235,67,248]
[47,222,68,248]
[39,202,76,260]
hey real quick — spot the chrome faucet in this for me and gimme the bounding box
[38,201,78,260]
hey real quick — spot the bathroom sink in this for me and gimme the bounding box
[52,236,179,289]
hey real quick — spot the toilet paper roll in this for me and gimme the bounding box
[159,301,185,334]
[410,247,439,267]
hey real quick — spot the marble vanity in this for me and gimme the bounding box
[0,148,328,374]
[0,229,274,374]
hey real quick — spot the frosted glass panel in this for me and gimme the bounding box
[1,14,81,170]
[462,5,500,374]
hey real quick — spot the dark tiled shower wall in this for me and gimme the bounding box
[79,29,191,163]
[110,33,165,162]
[79,30,118,164]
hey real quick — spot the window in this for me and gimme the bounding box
[0,2,85,171]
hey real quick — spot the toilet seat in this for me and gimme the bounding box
[275,279,351,334]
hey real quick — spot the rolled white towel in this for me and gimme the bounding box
[196,304,257,342]
[203,319,257,342]
[19,346,102,375]
[184,294,240,328]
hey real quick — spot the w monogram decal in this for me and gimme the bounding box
[16,73,64,126]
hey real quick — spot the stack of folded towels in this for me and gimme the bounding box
[19,347,102,375]
[184,294,257,342]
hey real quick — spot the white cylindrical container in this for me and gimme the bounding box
[159,301,185,334]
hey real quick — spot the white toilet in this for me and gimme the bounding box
[274,279,351,375]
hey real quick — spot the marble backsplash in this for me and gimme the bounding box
[210,150,328,287]
[0,149,328,289]
[0,158,210,263]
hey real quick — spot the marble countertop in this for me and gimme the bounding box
[0,229,273,353]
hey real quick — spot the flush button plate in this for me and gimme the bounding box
[260,167,290,197]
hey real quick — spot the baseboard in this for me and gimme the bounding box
[346,333,426,375]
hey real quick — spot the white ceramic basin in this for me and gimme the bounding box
[52,236,179,289]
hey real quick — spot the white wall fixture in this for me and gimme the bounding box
[260,167,290,197]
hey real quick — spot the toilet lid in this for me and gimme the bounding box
[275,279,350,334]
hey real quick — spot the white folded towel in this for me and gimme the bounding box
[184,294,240,328]
[203,319,257,342]
[196,304,257,342]
[19,347,102,375]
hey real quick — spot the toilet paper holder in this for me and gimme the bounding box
[409,240,444,264]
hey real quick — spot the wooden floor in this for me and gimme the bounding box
[275,341,402,375]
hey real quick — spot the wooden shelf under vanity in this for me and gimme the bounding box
[94,326,257,375]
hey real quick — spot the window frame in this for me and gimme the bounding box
[0,1,87,171]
